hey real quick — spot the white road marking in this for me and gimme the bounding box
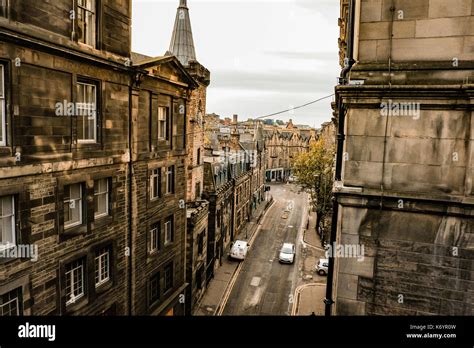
[250,276,261,287]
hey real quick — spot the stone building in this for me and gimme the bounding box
[329,0,474,315]
[202,116,266,281]
[240,126,266,216]
[166,0,210,313]
[0,0,200,316]
[202,153,235,280]
[129,54,196,316]
[225,133,253,240]
[185,200,208,313]
[0,0,132,315]
[264,120,314,182]
[317,121,337,149]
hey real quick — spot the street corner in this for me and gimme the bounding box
[292,283,327,316]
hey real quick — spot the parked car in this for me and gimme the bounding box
[278,243,296,264]
[228,240,250,261]
[316,258,329,276]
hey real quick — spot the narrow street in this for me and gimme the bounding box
[222,183,320,315]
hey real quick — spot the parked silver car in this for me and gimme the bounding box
[278,243,296,264]
[316,258,329,276]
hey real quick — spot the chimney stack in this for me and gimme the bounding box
[233,114,238,124]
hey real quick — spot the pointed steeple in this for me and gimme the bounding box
[168,0,196,66]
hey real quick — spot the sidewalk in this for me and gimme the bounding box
[303,209,321,249]
[294,210,328,316]
[193,198,274,316]
[292,284,326,316]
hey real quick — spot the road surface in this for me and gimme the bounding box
[222,183,309,315]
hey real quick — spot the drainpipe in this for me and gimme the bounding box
[324,0,356,317]
[127,73,137,316]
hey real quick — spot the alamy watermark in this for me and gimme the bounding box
[219,149,258,168]
[18,322,55,342]
[380,99,420,120]
[55,100,95,117]
[0,243,38,262]
[325,242,365,262]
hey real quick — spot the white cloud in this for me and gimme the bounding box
[132,0,340,128]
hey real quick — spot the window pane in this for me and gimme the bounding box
[164,264,173,290]
[0,65,3,97]
[63,201,70,223]
[66,259,85,305]
[64,184,82,227]
[158,107,167,140]
[94,179,108,218]
[158,107,165,120]
[70,184,81,200]
[0,196,14,246]
[77,83,84,103]
[85,84,95,102]
[0,0,6,18]
[149,273,160,304]
[95,248,110,286]
[87,117,95,139]
[149,225,159,252]
[153,177,158,198]
[1,196,12,215]
[70,201,80,223]
[77,83,97,142]
[94,178,104,194]
[165,218,173,243]
[0,288,22,316]
[1,218,12,245]
[95,195,106,216]
[150,169,160,199]
[77,0,96,47]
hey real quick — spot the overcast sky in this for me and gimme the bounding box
[132,0,340,128]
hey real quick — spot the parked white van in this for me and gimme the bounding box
[228,240,250,260]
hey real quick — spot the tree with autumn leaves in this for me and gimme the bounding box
[292,139,335,244]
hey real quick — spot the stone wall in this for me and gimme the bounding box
[358,0,474,62]
[335,203,473,315]
[185,202,209,313]
[333,0,474,316]
[0,31,130,315]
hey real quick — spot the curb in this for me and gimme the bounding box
[291,283,326,316]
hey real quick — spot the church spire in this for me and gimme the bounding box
[168,0,196,66]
